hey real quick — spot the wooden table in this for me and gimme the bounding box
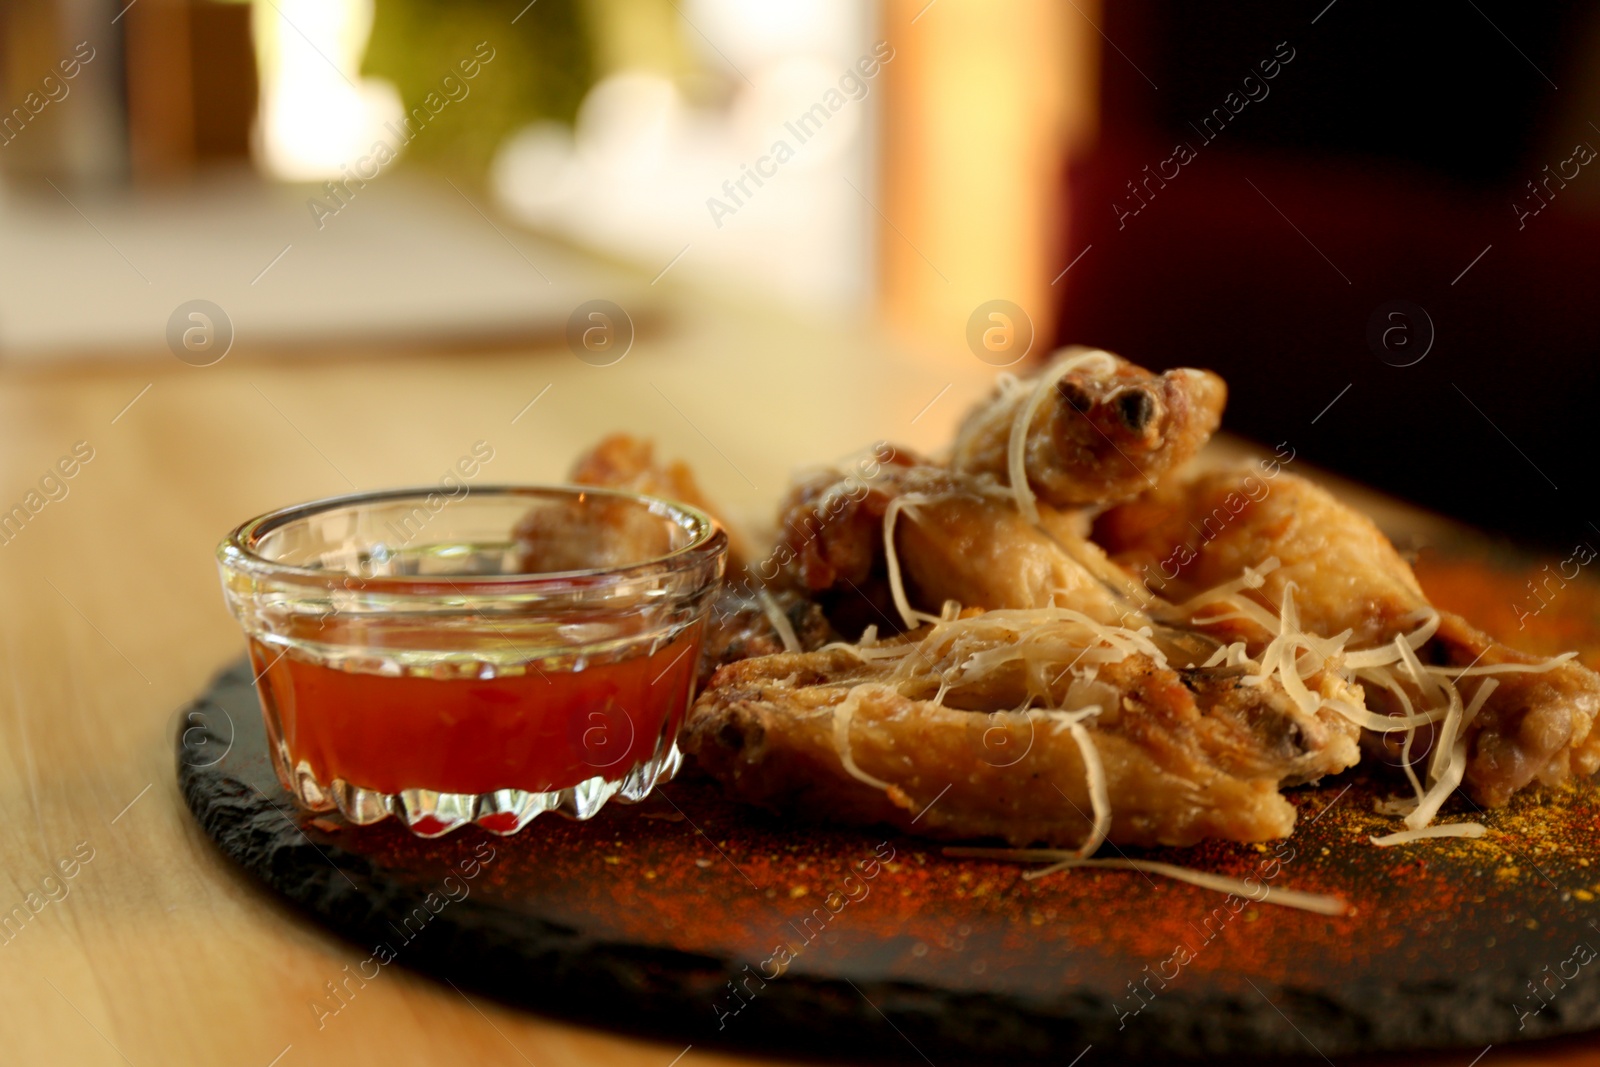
[0,291,1593,1066]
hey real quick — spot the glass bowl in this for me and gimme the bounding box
[216,486,727,837]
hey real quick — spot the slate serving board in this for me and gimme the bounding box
[177,657,1600,1064]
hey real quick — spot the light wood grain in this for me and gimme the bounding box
[0,290,1591,1066]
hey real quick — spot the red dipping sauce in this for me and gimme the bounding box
[247,623,701,798]
[218,485,727,836]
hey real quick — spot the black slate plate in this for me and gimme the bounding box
[178,659,1600,1064]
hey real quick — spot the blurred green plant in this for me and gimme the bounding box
[362,0,594,174]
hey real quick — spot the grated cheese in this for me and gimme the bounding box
[1370,822,1487,847]
[1398,715,1427,809]
[1006,348,1119,524]
[1425,652,1577,677]
[1402,677,1499,832]
[1068,722,1111,858]
[1173,564,1579,837]
[1343,609,1439,668]
[829,686,895,792]
[882,494,943,630]
[757,589,802,653]
[1373,795,1418,816]
[943,848,1347,915]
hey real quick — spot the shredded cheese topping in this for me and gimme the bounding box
[1370,822,1487,847]
[1171,560,1573,840]
[818,610,1147,853]
[830,686,896,792]
[757,589,802,653]
[943,848,1347,915]
[1006,348,1118,524]
[882,495,943,630]
[1068,722,1111,859]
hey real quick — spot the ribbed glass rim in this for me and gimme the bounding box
[217,484,726,595]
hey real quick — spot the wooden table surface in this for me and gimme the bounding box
[1,290,1594,1066]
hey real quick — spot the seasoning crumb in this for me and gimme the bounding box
[604,856,622,865]
[695,858,713,869]
[789,885,808,899]
[1574,889,1594,902]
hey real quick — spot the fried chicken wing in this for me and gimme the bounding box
[512,435,724,572]
[777,460,1134,635]
[566,433,751,566]
[685,611,1361,847]
[696,586,834,690]
[537,434,834,684]
[950,348,1227,509]
[1095,467,1600,805]
[511,492,676,572]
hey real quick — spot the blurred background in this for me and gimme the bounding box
[0,0,1596,541]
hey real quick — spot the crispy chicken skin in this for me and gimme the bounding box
[686,615,1361,847]
[696,587,834,690]
[778,460,1133,634]
[950,349,1227,508]
[1095,467,1600,805]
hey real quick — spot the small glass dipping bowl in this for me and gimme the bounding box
[217,486,726,837]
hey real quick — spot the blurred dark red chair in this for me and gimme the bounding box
[1055,0,1599,545]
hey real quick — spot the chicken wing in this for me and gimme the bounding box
[950,348,1227,509]
[510,492,677,572]
[776,458,1137,636]
[535,434,834,684]
[686,610,1362,847]
[1095,467,1600,805]
[696,586,835,689]
[566,432,752,566]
